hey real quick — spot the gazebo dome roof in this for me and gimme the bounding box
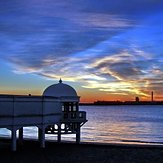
[43,79,78,97]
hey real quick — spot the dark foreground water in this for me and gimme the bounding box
[0,105,163,145]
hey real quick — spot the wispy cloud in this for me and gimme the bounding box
[0,0,163,100]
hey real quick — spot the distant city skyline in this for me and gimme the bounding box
[0,0,163,102]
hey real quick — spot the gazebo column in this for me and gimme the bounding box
[76,123,80,144]
[11,128,17,151]
[71,102,73,111]
[75,102,79,111]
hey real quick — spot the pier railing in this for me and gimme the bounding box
[61,111,87,122]
[0,95,61,128]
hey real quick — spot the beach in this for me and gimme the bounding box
[0,139,163,163]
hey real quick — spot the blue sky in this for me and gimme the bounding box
[0,0,163,102]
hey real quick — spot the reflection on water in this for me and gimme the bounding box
[80,105,163,144]
[1,105,163,145]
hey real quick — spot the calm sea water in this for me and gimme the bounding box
[80,105,163,145]
[1,105,163,145]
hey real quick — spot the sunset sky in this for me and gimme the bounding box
[0,0,163,102]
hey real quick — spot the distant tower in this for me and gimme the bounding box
[135,97,139,102]
[151,91,154,102]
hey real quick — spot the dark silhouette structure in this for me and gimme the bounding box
[0,80,87,151]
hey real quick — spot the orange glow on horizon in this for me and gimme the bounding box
[1,87,162,103]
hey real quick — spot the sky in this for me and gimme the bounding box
[0,0,163,102]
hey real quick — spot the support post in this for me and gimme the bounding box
[38,127,45,148]
[18,127,23,145]
[76,123,80,144]
[58,124,61,143]
[11,129,17,151]
[38,128,41,142]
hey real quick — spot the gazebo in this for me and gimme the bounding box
[0,79,87,151]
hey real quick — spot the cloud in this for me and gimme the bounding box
[0,0,136,60]
[0,0,136,75]
[0,1,163,99]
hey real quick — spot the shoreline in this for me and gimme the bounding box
[1,138,163,162]
[1,136,163,148]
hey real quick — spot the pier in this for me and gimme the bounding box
[0,80,87,151]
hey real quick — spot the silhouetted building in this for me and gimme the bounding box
[0,79,87,151]
[151,91,154,102]
[135,97,139,102]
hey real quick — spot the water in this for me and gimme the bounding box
[80,105,163,145]
[1,105,163,145]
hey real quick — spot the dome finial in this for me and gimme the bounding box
[59,78,62,83]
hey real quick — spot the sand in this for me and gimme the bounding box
[0,139,163,163]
